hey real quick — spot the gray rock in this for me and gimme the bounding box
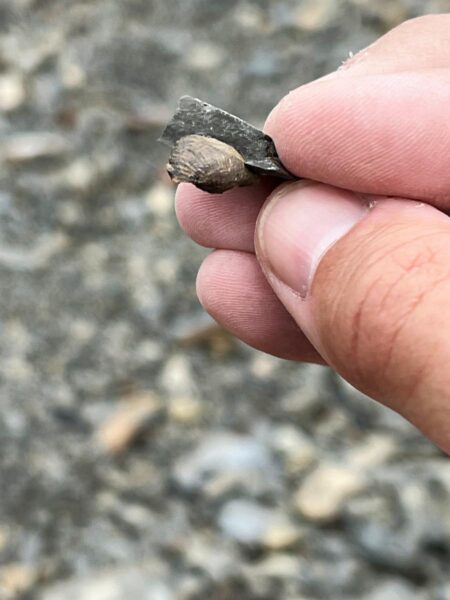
[218,499,301,548]
[40,563,173,600]
[174,431,279,496]
[364,580,426,600]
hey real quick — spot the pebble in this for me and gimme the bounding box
[0,133,70,164]
[280,364,331,419]
[0,232,68,272]
[249,354,279,379]
[146,182,174,218]
[0,72,26,111]
[232,5,267,31]
[186,42,224,71]
[0,526,9,552]
[173,431,277,495]
[56,200,84,226]
[345,434,397,469]
[294,463,364,523]
[95,391,162,456]
[69,319,96,344]
[364,580,423,600]
[168,395,203,425]
[294,0,340,30]
[186,534,238,580]
[63,158,96,192]
[0,563,41,598]
[270,425,317,474]
[218,499,301,548]
[59,62,86,89]
[153,256,178,283]
[160,354,197,397]
[0,356,35,382]
[244,554,302,579]
[40,564,173,600]
[343,489,422,571]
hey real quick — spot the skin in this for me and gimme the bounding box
[176,15,450,454]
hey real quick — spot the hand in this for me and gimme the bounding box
[175,15,450,454]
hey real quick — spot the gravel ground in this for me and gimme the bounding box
[0,1,449,599]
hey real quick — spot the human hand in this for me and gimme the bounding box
[175,15,450,454]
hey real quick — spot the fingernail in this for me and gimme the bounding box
[257,182,369,297]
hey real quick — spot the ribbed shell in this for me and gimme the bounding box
[167,134,259,194]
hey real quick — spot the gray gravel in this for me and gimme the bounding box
[0,1,449,599]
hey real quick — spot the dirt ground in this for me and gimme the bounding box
[0,1,449,599]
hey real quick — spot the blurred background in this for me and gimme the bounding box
[0,1,449,599]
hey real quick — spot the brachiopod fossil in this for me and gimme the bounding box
[160,96,295,194]
[167,134,259,194]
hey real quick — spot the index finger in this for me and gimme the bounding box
[265,15,450,208]
[265,70,450,207]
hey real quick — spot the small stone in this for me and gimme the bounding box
[0,526,9,552]
[0,132,69,164]
[95,391,161,455]
[294,464,364,523]
[249,354,278,379]
[56,201,84,226]
[218,499,301,548]
[186,533,237,580]
[294,0,339,31]
[263,516,303,550]
[80,243,109,271]
[4,320,32,354]
[69,319,96,344]
[40,564,173,600]
[135,340,163,364]
[270,426,317,474]
[346,433,397,469]
[161,354,196,397]
[168,396,202,425]
[280,364,331,419]
[365,580,423,600]
[0,563,40,597]
[146,182,174,218]
[174,432,277,495]
[245,554,302,579]
[154,256,178,283]
[60,62,86,89]
[233,5,269,32]
[1,356,34,382]
[0,232,68,272]
[64,158,96,192]
[0,73,26,111]
[186,42,224,71]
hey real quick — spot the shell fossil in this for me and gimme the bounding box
[167,134,260,194]
[160,96,295,194]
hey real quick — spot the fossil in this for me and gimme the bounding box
[160,96,295,194]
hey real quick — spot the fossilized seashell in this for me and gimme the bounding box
[167,134,260,194]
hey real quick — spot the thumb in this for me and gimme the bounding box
[256,181,450,454]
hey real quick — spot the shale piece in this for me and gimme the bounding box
[160,96,294,193]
